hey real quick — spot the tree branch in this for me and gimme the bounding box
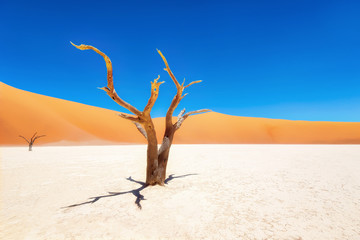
[71,42,142,116]
[157,50,184,129]
[175,109,212,130]
[133,122,147,139]
[19,135,30,144]
[183,109,212,118]
[178,108,186,118]
[118,112,140,122]
[184,80,202,89]
[180,93,188,100]
[143,75,164,115]
[157,50,206,131]
[33,135,46,143]
[30,132,37,143]
[157,49,180,89]
[158,137,170,155]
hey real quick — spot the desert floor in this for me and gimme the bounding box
[1,145,360,240]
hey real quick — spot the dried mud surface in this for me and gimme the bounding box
[1,145,360,239]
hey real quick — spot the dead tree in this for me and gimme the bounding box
[19,132,46,151]
[71,42,210,186]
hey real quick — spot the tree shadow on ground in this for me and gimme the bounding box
[64,173,198,210]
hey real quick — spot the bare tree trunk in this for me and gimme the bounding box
[29,143,33,151]
[157,147,171,183]
[157,129,175,183]
[144,121,161,185]
[71,42,210,186]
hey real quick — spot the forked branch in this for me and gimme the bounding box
[30,132,38,142]
[157,49,180,89]
[144,75,164,115]
[33,135,46,142]
[157,49,205,129]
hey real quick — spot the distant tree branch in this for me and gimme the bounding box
[33,135,46,143]
[19,135,30,144]
[30,132,37,142]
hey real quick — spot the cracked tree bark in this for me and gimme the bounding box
[71,42,210,185]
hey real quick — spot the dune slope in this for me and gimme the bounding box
[0,82,359,145]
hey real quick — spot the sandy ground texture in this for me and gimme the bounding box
[1,145,360,240]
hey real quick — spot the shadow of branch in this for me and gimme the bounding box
[164,173,198,185]
[63,173,198,210]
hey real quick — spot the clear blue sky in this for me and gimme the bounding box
[1,0,359,121]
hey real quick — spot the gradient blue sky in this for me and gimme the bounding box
[1,0,359,121]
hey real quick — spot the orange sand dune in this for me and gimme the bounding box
[1,82,359,145]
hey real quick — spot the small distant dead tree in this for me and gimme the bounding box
[19,132,46,151]
[71,42,210,186]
